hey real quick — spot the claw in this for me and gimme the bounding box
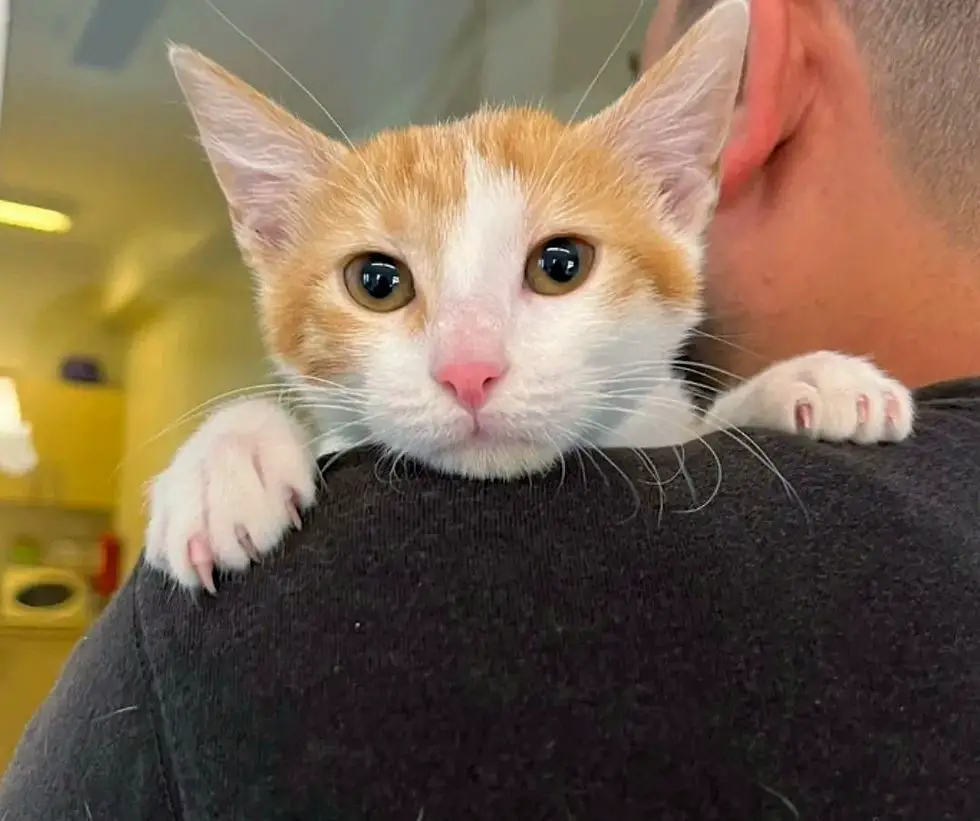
[188,535,217,595]
[856,394,870,425]
[196,564,217,595]
[286,495,303,530]
[794,400,813,432]
[235,525,262,562]
[884,393,901,426]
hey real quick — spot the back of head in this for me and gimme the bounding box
[675,0,980,246]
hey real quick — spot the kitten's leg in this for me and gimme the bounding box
[701,351,914,443]
[144,398,317,592]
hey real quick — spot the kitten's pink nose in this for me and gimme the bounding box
[436,361,504,410]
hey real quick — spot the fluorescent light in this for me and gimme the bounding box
[0,200,72,233]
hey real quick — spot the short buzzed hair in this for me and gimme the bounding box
[675,0,980,243]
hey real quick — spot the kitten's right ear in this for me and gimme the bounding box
[580,0,748,236]
[169,45,347,263]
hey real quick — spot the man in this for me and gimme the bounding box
[646,0,980,387]
[2,1,978,818]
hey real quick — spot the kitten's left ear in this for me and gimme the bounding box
[581,0,749,234]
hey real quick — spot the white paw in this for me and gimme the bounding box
[712,351,914,444]
[144,398,317,592]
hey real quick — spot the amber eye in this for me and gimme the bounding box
[524,236,596,296]
[343,253,416,312]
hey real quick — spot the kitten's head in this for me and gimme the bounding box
[170,0,747,478]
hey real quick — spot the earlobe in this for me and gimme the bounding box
[718,0,805,203]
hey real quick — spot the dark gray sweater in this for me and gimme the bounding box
[2,379,979,820]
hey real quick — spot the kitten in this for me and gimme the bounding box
[146,0,913,592]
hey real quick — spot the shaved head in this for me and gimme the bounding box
[674,0,980,242]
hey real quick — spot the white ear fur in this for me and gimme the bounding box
[168,44,346,261]
[582,0,749,234]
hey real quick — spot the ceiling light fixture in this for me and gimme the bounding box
[0,200,72,233]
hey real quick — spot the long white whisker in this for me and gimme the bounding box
[290,401,369,416]
[116,383,304,475]
[197,0,401,214]
[301,408,390,453]
[592,446,643,517]
[543,430,568,492]
[162,383,290,425]
[526,0,647,207]
[568,0,647,126]
[687,326,762,359]
[295,375,371,395]
[574,417,674,514]
[588,358,748,385]
[315,432,379,476]
[581,396,809,519]
[578,415,724,515]
[199,0,358,151]
[671,445,702,508]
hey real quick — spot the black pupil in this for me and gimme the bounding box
[360,255,401,300]
[538,239,580,283]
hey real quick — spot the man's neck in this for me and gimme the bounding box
[864,216,980,388]
[702,254,980,391]
[880,263,980,388]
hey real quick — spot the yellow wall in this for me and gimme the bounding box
[0,241,123,571]
[0,235,269,576]
[0,241,124,382]
[114,275,269,573]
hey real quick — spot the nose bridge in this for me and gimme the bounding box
[430,294,509,368]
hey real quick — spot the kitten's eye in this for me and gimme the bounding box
[343,253,416,312]
[525,236,595,296]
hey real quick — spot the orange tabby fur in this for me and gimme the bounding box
[166,0,750,481]
[145,0,918,593]
[255,107,697,381]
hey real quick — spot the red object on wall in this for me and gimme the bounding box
[93,532,122,598]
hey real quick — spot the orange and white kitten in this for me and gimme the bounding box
[146,0,913,591]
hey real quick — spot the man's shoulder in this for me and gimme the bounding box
[915,376,980,403]
[301,376,980,550]
[686,376,980,542]
[0,579,178,820]
[122,379,980,819]
[94,377,979,821]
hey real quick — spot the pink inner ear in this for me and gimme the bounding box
[660,166,714,231]
[241,207,290,251]
[230,169,296,251]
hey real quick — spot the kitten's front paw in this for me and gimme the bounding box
[712,351,914,444]
[144,398,316,592]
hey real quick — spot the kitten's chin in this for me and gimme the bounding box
[421,440,560,480]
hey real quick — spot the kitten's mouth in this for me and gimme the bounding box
[442,415,533,449]
[469,422,494,441]
[422,415,558,479]
[463,426,507,446]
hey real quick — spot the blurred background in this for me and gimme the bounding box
[0,0,646,770]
